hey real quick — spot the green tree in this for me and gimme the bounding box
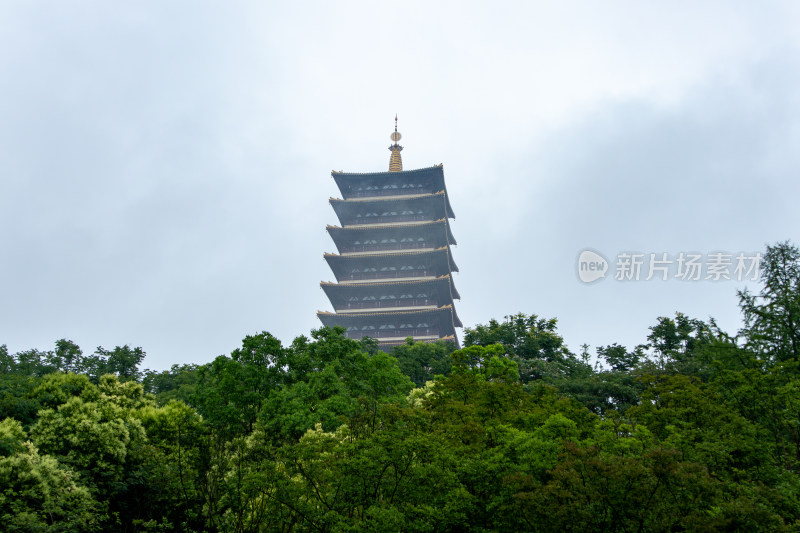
[257,327,413,443]
[628,375,773,480]
[389,339,455,386]
[192,332,289,437]
[142,363,200,405]
[0,345,13,374]
[12,348,54,377]
[0,439,101,532]
[464,313,591,383]
[28,375,155,530]
[48,339,84,374]
[135,400,207,531]
[501,443,781,532]
[29,372,99,411]
[30,393,147,494]
[8,340,88,377]
[644,313,712,375]
[739,241,800,364]
[0,373,42,427]
[0,417,27,457]
[558,368,642,416]
[96,345,147,381]
[598,343,643,373]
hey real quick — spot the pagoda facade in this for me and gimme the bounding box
[318,120,461,349]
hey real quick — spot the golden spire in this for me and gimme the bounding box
[388,114,403,172]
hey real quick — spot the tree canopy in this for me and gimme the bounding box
[2,241,799,531]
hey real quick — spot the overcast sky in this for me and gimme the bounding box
[2,2,799,370]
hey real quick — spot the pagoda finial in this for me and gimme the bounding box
[388,115,403,172]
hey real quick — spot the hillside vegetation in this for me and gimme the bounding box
[2,242,799,532]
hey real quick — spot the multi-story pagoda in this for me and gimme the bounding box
[318,119,462,349]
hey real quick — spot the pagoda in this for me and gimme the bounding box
[318,118,462,349]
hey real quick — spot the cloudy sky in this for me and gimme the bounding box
[2,1,798,370]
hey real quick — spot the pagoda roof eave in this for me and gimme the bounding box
[320,274,460,300]
[323,247,458,281]
[320,276,459,308]
[444,195,455,220]
[317,304,454,320]
[324,246,458,274]
[451,307,463,328]
[329,191,444,204]
[327,218,448,231]
[331,166,455,218]
[324,246,448,260]
[329,190,455,219]
[320,274,452,288]
[327,218,457,246]
[317,305,461,343]
[331,164,444,179]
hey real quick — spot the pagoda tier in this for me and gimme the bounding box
[317,305,462,345]
[333,165,452,202]
[327,219,456,254]
[321,275,461,312]
[330,191,455,227]
[324,247,458,283]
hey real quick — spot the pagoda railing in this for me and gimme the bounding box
[348,214,430,225]
[343,270,432,281]
[338,299,436,310]
[347,188,434,198]
[346,328,438,339]
[340,243,430,253]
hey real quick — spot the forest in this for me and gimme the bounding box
[2,241,800,532]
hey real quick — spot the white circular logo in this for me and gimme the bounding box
[577,249,609,283]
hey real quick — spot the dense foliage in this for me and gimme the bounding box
[2,242,800,531]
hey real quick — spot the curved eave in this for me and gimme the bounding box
[451,306,463,328]
[325,247,458,273]
[318,304,462,332]
[331,166,455,218]
[318,304,455,321]
[326,218,457,247]
[444,193,455,220]
[320,274,460,299]
[331,164,444,180]
[320,275,460,307]
[450,279,461,300]
[329,191,441,205]
[329,190,455,219]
